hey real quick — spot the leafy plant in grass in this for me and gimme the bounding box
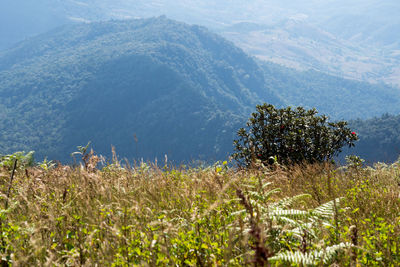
[235,178,352,266]
[357,215,400,266]
[232,104,358,166]
[0,151,34,170]
[1,149,399,265]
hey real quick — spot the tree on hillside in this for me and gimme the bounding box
[232,104,358,166]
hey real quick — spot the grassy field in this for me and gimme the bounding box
[0,153,399,266]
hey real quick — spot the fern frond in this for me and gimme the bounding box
[289,224,317,240]
[272,194,312,209]
[269,208,309,219]
[269,242,352,266]
[312,197,343,219]
[269,250,317,265]
[246,187,282,203]
[263,187,282,200]
[320,242,352,264]
[270,215,301,227]
[322,221,335,229]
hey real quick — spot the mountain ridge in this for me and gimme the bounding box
[1,17,399,163]
[0,17,280,162]
[1,0,399,87]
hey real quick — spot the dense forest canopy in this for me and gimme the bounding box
[347,113,400,163]
[0,17,280,162]
[0,17,399,163]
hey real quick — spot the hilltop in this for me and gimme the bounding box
[1,0,399,87]
[1,17,400,162]
[0,17,280,162]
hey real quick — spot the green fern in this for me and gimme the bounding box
[271,193,312,209]
[269,242,352,266]
[237,185,349,265]
[311,197,343,219]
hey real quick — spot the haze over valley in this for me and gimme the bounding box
[2,0,399,86]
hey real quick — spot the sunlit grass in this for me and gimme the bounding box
[0,154,399,266]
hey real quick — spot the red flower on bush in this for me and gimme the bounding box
[351,132,356,135]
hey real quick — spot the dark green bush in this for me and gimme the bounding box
[232,104,358,166]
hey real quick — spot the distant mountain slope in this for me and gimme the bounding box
[0,17,280,162]
[259,61,400,120]
[313,0,400,48]
[220,18,400,87]
[1,0,399,86]
[347,114,400,163]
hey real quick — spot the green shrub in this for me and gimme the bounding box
[232,104,358,166]
[0,151,35,170]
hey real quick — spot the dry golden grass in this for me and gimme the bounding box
[0,157,399,266]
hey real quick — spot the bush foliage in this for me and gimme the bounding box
[232,104,358,166]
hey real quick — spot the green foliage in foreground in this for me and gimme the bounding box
[0,152,399,266]
[0,151,34,170]
[233,104,358,166]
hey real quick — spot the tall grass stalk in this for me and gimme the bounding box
[0,156,399,266]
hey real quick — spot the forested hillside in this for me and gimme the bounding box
[2,0,399,86]
[348,114,400,163]
[1,17,399,163]
[0,17,280,162]
[260,61,400,119]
